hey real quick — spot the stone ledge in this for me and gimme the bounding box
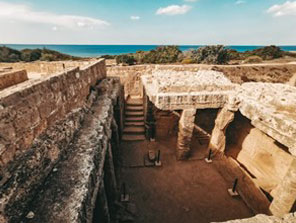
[0,69,28,91]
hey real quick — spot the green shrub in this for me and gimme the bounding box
[40,53,55,61]
[188,45,231,64]
[0,46,21,62]
[243,56,263,64]
[21,49,42,62]
[244,45,283,60]
[141,46,181,64]
[115,54,136,65]
[100,54,115,59]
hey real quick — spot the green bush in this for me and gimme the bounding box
[141,46,181,64]
[244,45,283,60]
[115,54,136,65]
[188,45,231,64]
[243,56,263,64]
[100,54,115,59]
[0,46,21,62]
[40,53,55,61]
[21,49,42,62]
[0,46,80,62]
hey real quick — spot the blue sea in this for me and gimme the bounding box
[1,44,296,58]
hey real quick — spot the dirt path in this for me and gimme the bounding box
[119,136,254,223]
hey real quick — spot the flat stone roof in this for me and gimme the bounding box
[142,70,238,110]
[237,82,296,155]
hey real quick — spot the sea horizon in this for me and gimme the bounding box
[1,44,296,58]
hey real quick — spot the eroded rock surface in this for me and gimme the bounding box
[237,82,296,156]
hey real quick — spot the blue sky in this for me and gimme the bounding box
[0,0,295,45]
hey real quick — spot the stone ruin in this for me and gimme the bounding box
[142,69,296,222]
[0,60,295,223]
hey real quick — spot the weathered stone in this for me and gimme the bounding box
[177,109,196,160]
[0,70,28,90]
[141,70,238,110]
[21,78,122,223]
[237,82,296,156]
[208,107,235,154]
[0,59,106,168]
[270,160,296,217]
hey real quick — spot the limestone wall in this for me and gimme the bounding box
[107,63,296,97]
[0,60,125,223]
[0,59,106,168]
[0,70,28,90]
[0,61,93,76]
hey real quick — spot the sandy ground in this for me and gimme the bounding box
[119,135,254,223]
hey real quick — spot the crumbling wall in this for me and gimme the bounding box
[107,63,296,96]
[0,60,106,167]
[0,61,93,76]
[0,59,109,222]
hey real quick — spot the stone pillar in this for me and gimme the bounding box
[208,107,235,154]
[269,159,296,217]
[177,109,196,160]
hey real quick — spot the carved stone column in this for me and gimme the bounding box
[269,159,296,217]
[208,107,235,154]
[177,109,196,160]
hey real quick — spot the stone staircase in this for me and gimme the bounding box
[122,98,146,141]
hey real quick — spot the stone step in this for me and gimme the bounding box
[125,116,145,122]
[125,111,144,117]
[125,121,145,127]
[123,126,145,134]
[126,106,144,112]
[122,134,146,141]
[126,98,143,106]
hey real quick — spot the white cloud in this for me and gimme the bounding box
[156,5,192,16]
[235,1,246,5]
[267,1,296,17]
[0,1,109,30]
[130,16,140,20]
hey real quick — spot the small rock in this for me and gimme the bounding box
[53,168,58,172]
[26,211,35,219]
[182,207,190,212]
